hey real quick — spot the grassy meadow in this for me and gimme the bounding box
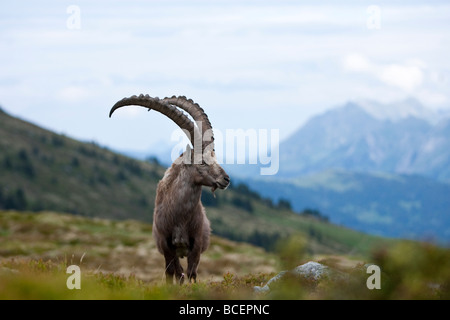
[1,210,449,300]
[1,109,449,300]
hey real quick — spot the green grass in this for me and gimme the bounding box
[1,210,449,300]
[0,210,280,283]
[0,210,278,299]
[0,258,276,300]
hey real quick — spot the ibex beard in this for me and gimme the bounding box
[110,94,230,284]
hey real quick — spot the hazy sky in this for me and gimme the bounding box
[1,0,450,154]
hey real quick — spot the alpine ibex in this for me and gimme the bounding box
[109,94,230,284]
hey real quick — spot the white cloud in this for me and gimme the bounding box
[416,89,448,107]
[343,53,424,92]
[378,63,423,92]
[343,53,371,72]
[57,86,91,103]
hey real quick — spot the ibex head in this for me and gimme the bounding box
[109,94,230,193]
[182,146,230,193]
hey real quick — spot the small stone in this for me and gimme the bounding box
[292,261,330,280]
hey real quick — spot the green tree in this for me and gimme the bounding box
[4,188,28,210]
[231,196,253,212]
[277,198,292,210]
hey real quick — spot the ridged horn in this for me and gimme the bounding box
[161,96,215,151]
[109,94,199,147]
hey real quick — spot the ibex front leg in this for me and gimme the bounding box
[187,243,201,283]
[164,252,184,285]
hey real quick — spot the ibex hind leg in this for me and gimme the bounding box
[164,253,184,285]
[174,258,185,285]
[187,250,201,283]
[163,253,175,285]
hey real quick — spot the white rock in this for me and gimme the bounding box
[292,261,330,280]
[253,261,331,293]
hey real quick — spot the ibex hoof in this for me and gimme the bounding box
[179,273,185,285]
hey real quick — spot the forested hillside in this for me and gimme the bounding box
[0,107,388,255]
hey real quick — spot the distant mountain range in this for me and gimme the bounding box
[226,99,450,243]
[278,99,450,182]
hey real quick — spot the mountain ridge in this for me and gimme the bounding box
[357,98,444,124]
[225,99,450,243]
[277,100,450,182]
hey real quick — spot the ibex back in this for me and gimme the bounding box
[110,94,230,284]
